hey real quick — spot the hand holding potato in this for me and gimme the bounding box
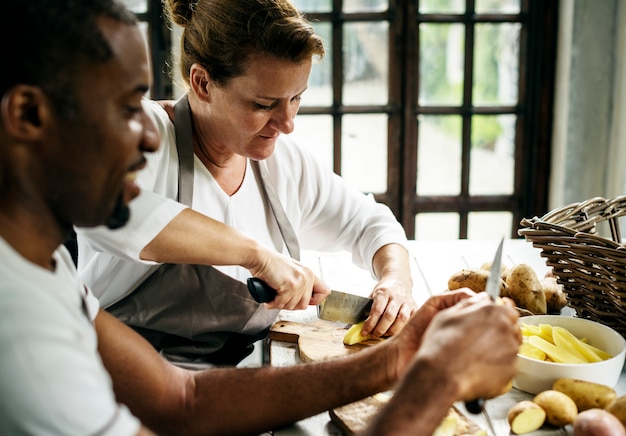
[406,293,521,401]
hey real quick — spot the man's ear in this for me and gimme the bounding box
[0,85,50,140]
[189,63,212,103]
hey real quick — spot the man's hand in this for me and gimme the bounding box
[410,292,521,400]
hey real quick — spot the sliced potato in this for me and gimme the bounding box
[527,335,586,364]
[507,400,546,434]
[518,340,547,361]
[343,321,371,345]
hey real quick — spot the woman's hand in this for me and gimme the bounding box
[362,274,417,338]
[247,248,330,310]
[364,243,417,338]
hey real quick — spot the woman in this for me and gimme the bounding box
[77,0,416,366]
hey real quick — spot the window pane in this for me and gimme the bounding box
[288,115,333,171]
[419,0,465,14]
[419,23,465,106]
[344,0,388,12]
[473,23,520,106]
[303,23,332,107]
[467,212,513,239]
[291,0,332,12]
[415,213,460,240]
[475,0,521,14]
[343,22,389,105]
[469,115,515,195]
[342,114,388,193]
[122,0,147,13]
[417,115,462,195]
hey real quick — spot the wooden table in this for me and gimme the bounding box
[270,239,626,436]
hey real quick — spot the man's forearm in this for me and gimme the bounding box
[96,309,396,435]
[363,356,459,436]
[186,346,395,435]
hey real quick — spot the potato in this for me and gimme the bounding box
[574,408,626,436]
[606,395,626,428]
[343,321,371,345]
[447,268,509,296]
[533,389,578,427]
[506,264,547,314]
[480,261,510,281]
[507,400,546,434]
[541,276,568,313]
[552,378,617,411]
[448,268,489,292]
[518,341,547,361]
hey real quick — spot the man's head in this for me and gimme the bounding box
[0,0,159,237]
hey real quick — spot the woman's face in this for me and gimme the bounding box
[204,53,312,160]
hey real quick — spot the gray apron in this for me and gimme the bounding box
[107,95,300,366]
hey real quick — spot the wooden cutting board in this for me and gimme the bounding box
[330,398,485,436]
[269,319,383,362]
[269,320,484,435]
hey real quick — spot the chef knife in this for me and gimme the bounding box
[247,277,372,324]
[464,237,504,436]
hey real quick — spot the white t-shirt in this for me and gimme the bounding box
[0,237,140,435]
[77,98,408,307]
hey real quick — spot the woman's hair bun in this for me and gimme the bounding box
[163,0,195,27]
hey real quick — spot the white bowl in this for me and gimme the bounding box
[513,315,626,394]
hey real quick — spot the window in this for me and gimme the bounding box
[290,0,557,240]
[132,0,558,240]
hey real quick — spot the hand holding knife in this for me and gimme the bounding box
[247,277,372,324]
[464,237,505,436]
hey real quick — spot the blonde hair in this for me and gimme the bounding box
[163,0,325,87]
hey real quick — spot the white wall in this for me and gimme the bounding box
[550,0,626,209]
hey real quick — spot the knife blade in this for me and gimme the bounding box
[484,237,504,302]
[247,277,372,324]
[464,237,504,436]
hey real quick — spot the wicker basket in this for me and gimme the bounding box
[518,196,626,337]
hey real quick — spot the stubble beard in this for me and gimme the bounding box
[104,193,130,230]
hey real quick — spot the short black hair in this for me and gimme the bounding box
[1,0,137,116]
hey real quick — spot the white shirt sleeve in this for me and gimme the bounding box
[267,137,408,273]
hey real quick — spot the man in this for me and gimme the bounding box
[0,1,521,435]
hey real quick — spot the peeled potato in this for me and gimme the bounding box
[343,321,371,345]
[507,401,546,434]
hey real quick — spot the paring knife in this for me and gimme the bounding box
[464,237,504,436]
[247,277,373,324]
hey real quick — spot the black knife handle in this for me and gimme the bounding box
[465,398,485,414]
[247,277,277,303]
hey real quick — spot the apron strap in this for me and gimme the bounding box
[173,94,194,207]
[251,160,301,261]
